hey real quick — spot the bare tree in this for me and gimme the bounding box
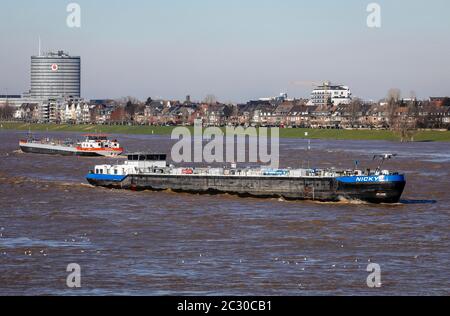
[116,96,140,106]
[203,94,217,105]
[115,96,143,122]
[393,91,419,142]
[125,100,137,120]
[386,88,401,130]
[0,99,15,120]
[349,98,363,127]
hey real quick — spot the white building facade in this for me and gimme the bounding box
[310,81,352,107]
[63,98,90,123]
[38,97,90,123]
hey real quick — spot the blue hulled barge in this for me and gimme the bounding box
[86,154,406,204]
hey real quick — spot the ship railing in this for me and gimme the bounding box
[126,166,358,178]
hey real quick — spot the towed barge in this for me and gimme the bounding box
[86,153,406,204]
[20,134,123,157]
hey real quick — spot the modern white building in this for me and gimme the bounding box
[39,98,63,122]
[310,81,352,107]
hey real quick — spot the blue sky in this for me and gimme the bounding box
[1,0,449,101]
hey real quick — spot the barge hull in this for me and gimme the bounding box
[20,145,112,157]
[86,174,405,203]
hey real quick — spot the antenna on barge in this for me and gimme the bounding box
[373,153,397,172]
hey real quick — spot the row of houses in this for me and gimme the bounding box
[3,94,450,129]
[12,97,91,123]
[238,99,450,129]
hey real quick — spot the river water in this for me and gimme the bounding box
[0,130,449,295]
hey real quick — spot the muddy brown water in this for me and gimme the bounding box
[0,130,449,295]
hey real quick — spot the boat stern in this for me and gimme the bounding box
[86,173,127,188]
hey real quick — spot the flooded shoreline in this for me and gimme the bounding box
[0,130,449,295]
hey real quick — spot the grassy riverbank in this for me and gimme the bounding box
[1,122,450,142]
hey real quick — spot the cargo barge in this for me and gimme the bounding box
[20,134,123,157]
[86,153,406,204]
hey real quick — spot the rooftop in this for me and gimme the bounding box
[32,50,79,58]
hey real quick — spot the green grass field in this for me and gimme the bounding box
[1,122,449,142]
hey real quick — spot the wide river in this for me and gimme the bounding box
[0,130,449,295]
